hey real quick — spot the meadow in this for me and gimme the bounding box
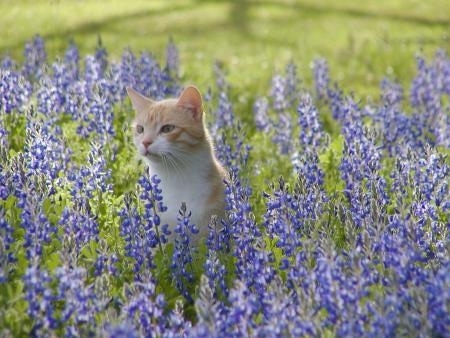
[0,1,449,337]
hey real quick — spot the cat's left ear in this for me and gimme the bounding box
[176,86,203,121]
[126,87,154,114]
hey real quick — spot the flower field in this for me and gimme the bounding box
[0,36,449,337]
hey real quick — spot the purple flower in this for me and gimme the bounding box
[0,118,8,152]
[0,211,15,283]
[205,218,229,298]
[222,279,259,336]
[59,200,99,254]
[121,274,168,336]
[271,74,288,112]
[426,263,450,336]
[67,142,111,200]
[253,96,270,132]
[380,77,403,108]
[292,149,325,187]
[22,35,47,80]
[138,52,167,100]
[171,202,199,301]
[36,74,63,115]
[326,83,345,121]
[272,111,293,155]
[88,89,115,140]
[213,62,229,92]
[1,55,16,70]
[139,173,170,246]
[119,174,169,280]
[0,68,32,113]
[55,265,98,336]
[23,264,58,335]
[16,156,57,263]
[94,36,108,75]
[312,57,330,100]
[409,51,450,146]
[296,93,325,150]
[194,275,222,336]
[264,177,303,258]
[212,91,235,135]
[64,40,80,82]
[119,194,156,278]
[119,48,139,97]
[414,149,449,207]
[371,104,417,155]
[102,322,140,338]
[84,54,103,88]
[285,61,300,105]
[165,37,179,79]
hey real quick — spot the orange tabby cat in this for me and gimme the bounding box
[127,86,227,242]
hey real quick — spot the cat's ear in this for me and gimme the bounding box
[176,86,203,121]
[126,87,154,114]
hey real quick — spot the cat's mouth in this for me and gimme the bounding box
[144,151,160,159]
[143,150,165,162]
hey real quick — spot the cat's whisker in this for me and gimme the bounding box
[171,148,197,167]
[164,152,185,179]
[168,152,190,169]
[161,153,169,173]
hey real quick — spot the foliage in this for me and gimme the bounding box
[0,36,448,337]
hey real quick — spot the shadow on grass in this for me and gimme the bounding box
[1,0,448,56]
[212,0,450,27]
[0,2,197,55]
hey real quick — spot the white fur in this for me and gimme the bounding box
[143,141,218,240]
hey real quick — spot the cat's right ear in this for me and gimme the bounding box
[126,87,154,114]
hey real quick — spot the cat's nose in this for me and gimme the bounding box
[142,140,152,148]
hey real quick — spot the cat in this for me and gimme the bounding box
[126,85,227,244]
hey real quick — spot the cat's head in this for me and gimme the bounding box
[127,86,206,165]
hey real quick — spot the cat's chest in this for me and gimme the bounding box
[150,167,210,226]
[161,177,209,213]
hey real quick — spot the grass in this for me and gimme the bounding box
[0,2,448,335]
[1,0,449,110]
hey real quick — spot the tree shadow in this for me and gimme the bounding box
[0,2,197,56]
[1,0,448,57]
[265,1,450,27]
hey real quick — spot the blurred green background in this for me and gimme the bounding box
[1,0,449,101]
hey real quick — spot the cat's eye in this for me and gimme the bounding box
[160,124,176,134]
[136,125,144,134]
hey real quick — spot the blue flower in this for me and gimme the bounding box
[138,52,167,100]
[64,40,80,82]
[165,38,179,80]
[409,51,450,147]
[59,200,99,254]
[312,57,330,100]
[296,94,324,150]
[119,49,139,96]
[102,322,140,338]
[205,218,229,298]
[22,35,47,81]
[271,74,288,113]
[94,36,108,75]
[119,194,156,277]
[121,274,168,336]
[55,265,98,335]
[0,68,32,113]
[253,96,270,132]
[171,202,198,301]
[211,91,235,135]
[23,264,58,335]
[0,211,15,283]
[380,77,403,108]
